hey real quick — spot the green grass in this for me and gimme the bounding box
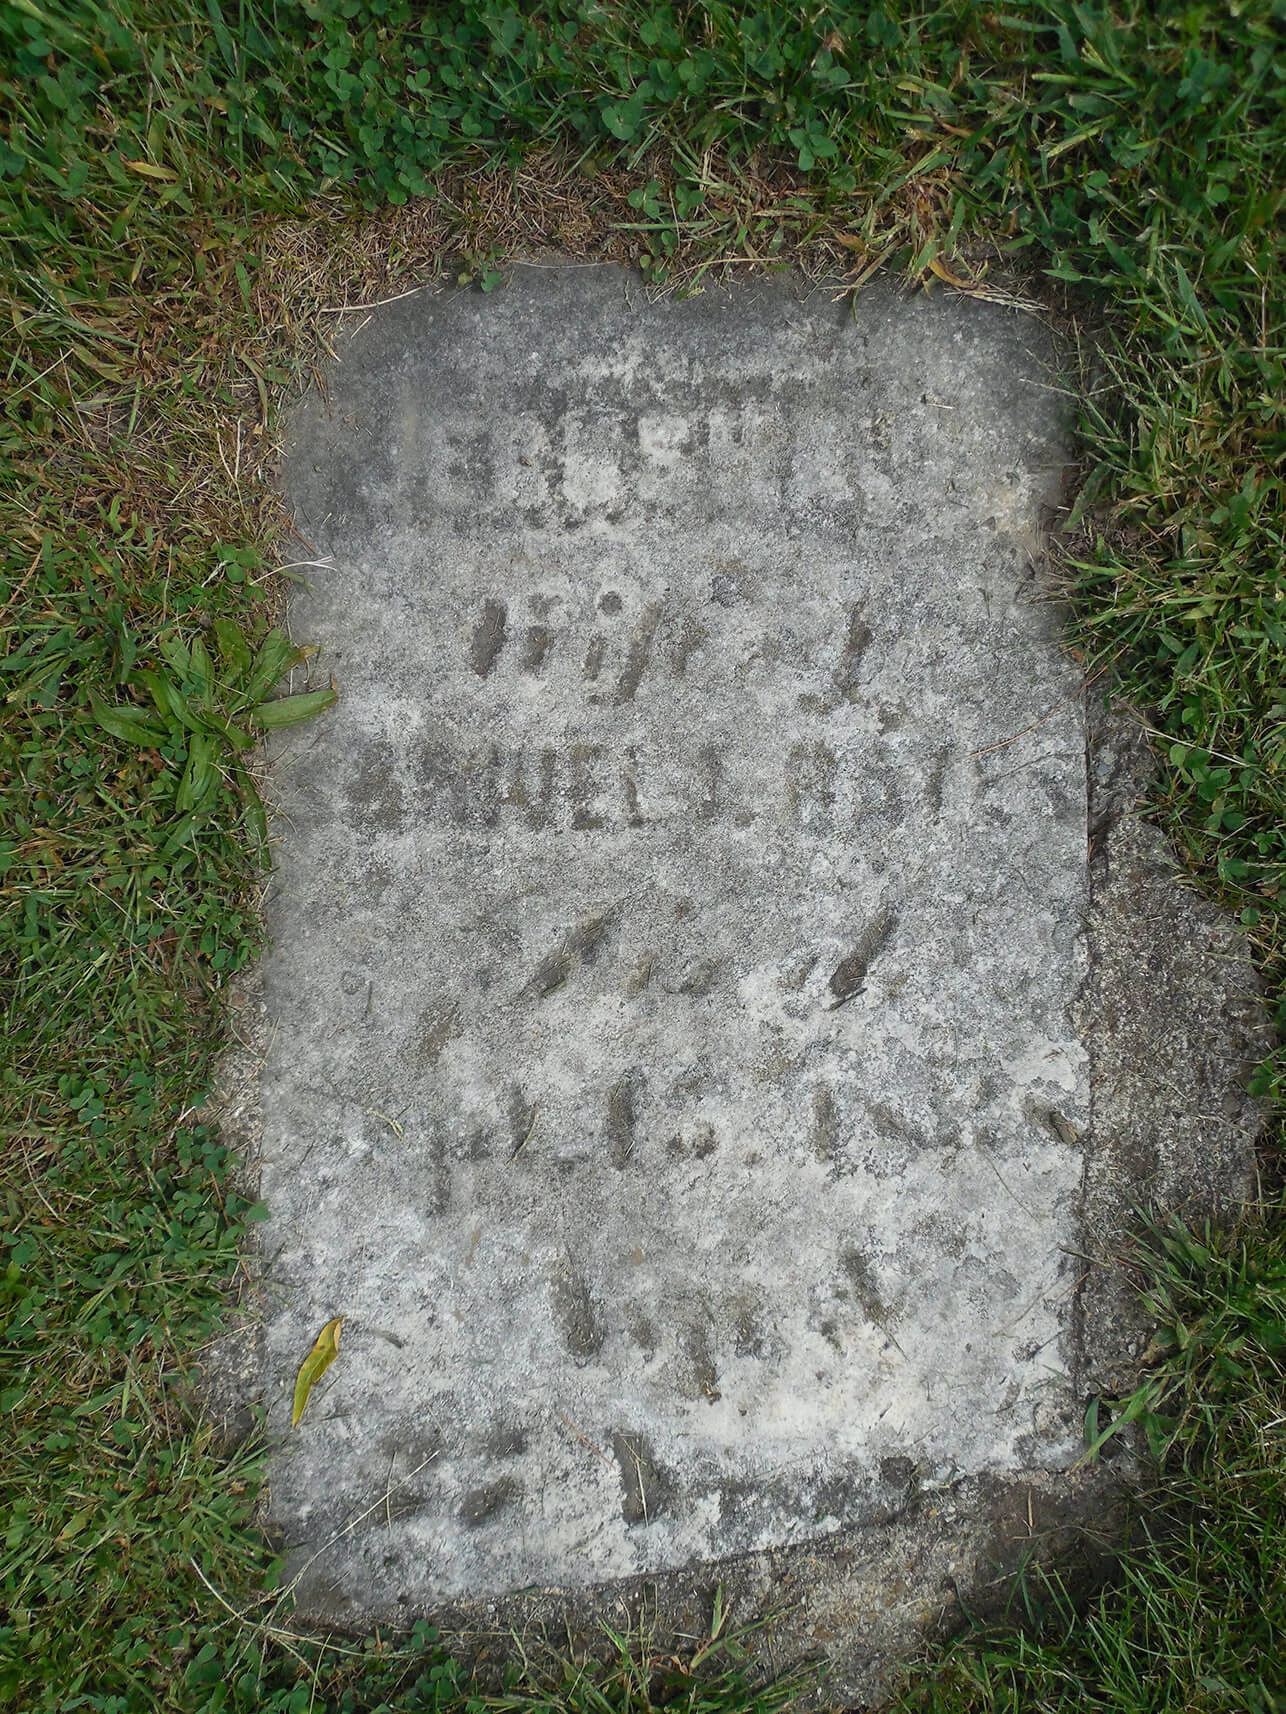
[1,1,1283,1709]
[897,1215,1286,1714]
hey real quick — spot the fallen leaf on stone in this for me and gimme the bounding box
[292,1317,344,1428]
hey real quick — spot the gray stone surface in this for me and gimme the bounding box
[211,267,1266,1699]
[1075,696,1271,1393]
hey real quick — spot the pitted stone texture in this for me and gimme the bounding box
[257,268,1093,1611]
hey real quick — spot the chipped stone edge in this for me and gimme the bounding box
[1072,693,1272,1398]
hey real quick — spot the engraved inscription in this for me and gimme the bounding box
[606,1071,641,1169]
[470,597,507,676]
[612,603,662,704]
[523,910,619,1000]
[828,906,899,1009]
[371,731,954,838]
[269,270,1088,1605]
[833,603,873,702]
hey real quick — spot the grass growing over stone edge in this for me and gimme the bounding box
[0,2,1282,1709]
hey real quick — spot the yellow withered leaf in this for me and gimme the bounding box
[927,255,978,290]
[291,1317,344,1428]
[123,158,178,182]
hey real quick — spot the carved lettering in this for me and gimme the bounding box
[399,734,919,837]
[470,599,508,677]
[613,603,662,704]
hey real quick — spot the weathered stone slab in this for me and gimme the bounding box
[213,267,1265,1692]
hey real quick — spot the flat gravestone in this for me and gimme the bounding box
[218,267,1264,1691]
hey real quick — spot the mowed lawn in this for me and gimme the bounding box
[1,4,1282,1711]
